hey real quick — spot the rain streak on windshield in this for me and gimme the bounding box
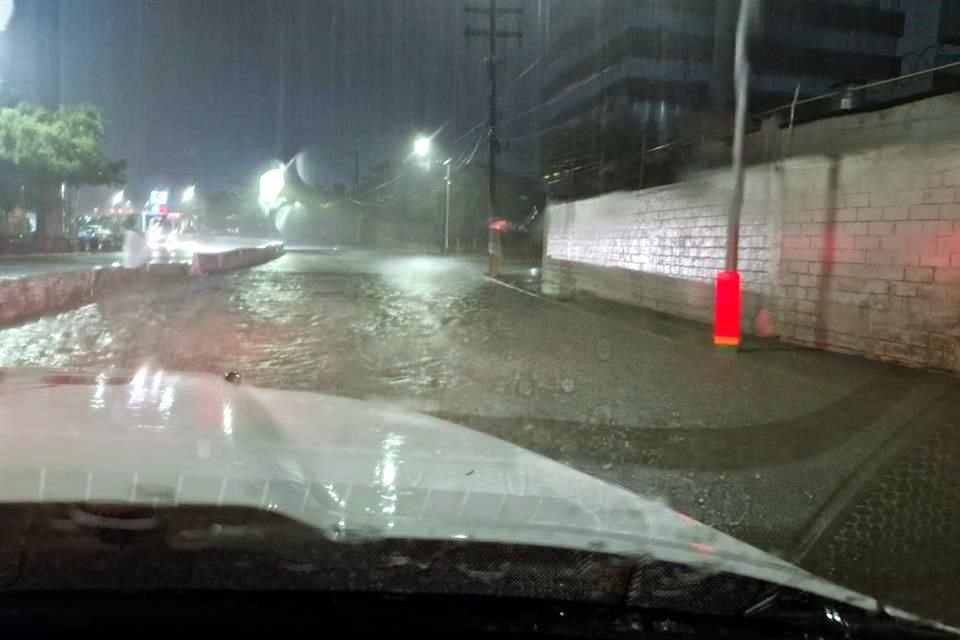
[0,0,959,632]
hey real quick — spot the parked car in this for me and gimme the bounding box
[77,224,118,251]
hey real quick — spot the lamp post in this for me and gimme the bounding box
[413,135,453,255]
[443,158,452,255]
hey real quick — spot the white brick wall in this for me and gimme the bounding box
[543,93,960,371]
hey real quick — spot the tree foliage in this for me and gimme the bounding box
[0,103,126,186]
[0,101,126,233]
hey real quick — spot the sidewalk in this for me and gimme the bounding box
[467,272,959,623]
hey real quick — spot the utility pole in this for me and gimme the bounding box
[465,0,523,276]
[714,0,757,349]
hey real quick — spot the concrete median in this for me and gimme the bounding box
[0,264,189,327]
[0,244,282,327]
[190,243,284,275]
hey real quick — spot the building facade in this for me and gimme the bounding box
[539,0,913,195]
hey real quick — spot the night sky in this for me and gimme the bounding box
[0,0,542,199]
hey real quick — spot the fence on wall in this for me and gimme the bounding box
[545,59,960,202]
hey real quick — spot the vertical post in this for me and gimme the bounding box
[487,0,500,277]
[60,182,68,235]
[638,132,647,189]
[353,149,360,190]
[465,0,521,272]
[715,0,755,349]
[444,159,452,255]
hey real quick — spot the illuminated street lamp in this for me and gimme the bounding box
[414,132,453,254]
[111,190,124,206]
[413,136,431,158]
[258,167,285,208]
[182,184,196,203]
[0,0,11,32]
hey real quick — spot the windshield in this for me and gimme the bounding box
[0,0,958,630]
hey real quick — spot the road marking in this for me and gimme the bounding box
[483,276,675,344]
[483,275,544,301]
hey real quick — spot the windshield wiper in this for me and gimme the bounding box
[742,587,957,639]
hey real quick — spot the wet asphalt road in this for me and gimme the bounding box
[0,248,958,623]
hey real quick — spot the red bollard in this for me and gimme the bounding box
[714,271,741,348]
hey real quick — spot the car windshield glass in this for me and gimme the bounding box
[0,0,958,631]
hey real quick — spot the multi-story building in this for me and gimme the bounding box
[538,0,913,194]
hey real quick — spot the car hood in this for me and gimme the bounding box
[0,366,932,622]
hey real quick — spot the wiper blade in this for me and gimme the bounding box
[744,588,959,639]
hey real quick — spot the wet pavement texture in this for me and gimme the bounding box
[0,248,958,624]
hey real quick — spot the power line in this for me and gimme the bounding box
[503,56,542,91]
[499,67,608,132]
[454,129,486,170]
[451,53,543,150]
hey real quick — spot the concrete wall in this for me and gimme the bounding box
[543,93,960,371]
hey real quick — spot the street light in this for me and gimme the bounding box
[413,134,454,254]
[413,136,431,158]
[182,184,196,204]
[111,190,124,206]
[443,158,452,256]
[258,167,285,208]
[0,0,12,32]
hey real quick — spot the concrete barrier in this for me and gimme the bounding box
[0,264,190,327]
[0,244,282,327]
[191,243,284,275]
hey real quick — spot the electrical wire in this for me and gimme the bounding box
[454,129,485,170]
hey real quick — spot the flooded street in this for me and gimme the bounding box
[0,249,959,622]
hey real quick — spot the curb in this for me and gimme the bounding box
[482,275,675,344]
[190,244,285,275]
